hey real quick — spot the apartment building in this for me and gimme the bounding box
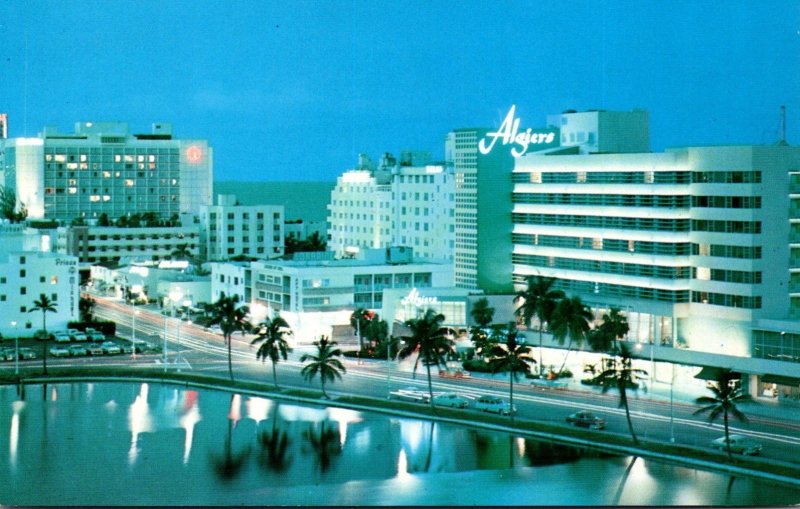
[199,194,284,261]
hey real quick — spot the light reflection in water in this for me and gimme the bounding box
[178,391,201,465]
[327,407,362,448]
[50,386,57,402]
[9,401,24,471]
[245,396,271,424]
[228,394,242,427]
[127,383,153,466]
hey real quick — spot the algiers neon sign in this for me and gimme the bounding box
[478,105,555,157]
[401,288,439,307]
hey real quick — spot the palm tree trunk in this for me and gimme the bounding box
[509,370,515,425]
[613,456,638,505]
[538,327,544,376]
[724,410,731,461]
[620,384,638,444]
[426,360,434,407]
[321,378,328,399]
[557,337,573,376]
[227,334,234,382]
[272,361,279,389]
[42,311,48,375]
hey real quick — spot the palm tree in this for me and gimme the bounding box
[79,296,95,322]
[208,293,250,382]
[488,322,534,423]
[469,298,494,359]
[514,276,565,375]
[550,295,594,376]
[694,369,751,461]
[349,308,374,352]
[30,294,57,375]
[397,308,454,406]
[588,307,630,353]
[595,342,648,444]
[300,335,346,399]
[250,314,293,388]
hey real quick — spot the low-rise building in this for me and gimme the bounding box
[199,194,284,261]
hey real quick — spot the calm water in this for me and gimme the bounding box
[1,382,799,506]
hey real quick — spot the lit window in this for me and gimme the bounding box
[51,276,58,284]
[696,267,711,280]
[125,179,135,187]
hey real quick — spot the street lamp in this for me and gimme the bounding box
[169,289,184,368]
[131,309,140,360]
[11,321,18,376]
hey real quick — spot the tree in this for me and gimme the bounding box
[397,308,454,406]
[550,295,594,376]
[364,317,389,349]
[171,243,193,261]
[594,342,648,444]
[208,293,250,382]
[488,322,534,423]
[97,213,111,227]
[588,307,630,353]
[694,369,751,461]
[514,276,565,375]
[349,308,374,352]
[0,185,27,222]
[29,294,57,375]
[300,335,346,399]
[469,298,495,359]
[79,296,95,322]
[250,315,293,388]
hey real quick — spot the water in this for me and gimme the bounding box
[1,382,798,506]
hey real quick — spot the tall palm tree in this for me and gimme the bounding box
[469,298,495,359]
[349,308,373,352]
[488,322,534,424]
[514,276,565,375]
[30,294,57,375]
[694,369,751,461]
[397,308,454,406]
[550,295,594,376]
[250,314,293,389]
[208,293,250,382]
[300,335,346,399]
[588,307,630,353]
[595,342,648,444]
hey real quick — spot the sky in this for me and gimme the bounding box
[1,1,799,182]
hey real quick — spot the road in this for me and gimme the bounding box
[67,296,800,466]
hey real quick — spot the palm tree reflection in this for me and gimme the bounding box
[303,420,341,472]
[211,394,251,482]
[258,409,293,473]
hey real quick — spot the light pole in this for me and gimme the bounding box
[669,361,676,443]
[169,289,184,368]
[131,309,140,360]
[11,321,18,376]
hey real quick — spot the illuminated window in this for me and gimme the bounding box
[68,187,77,194]
[698,243,710,256]
[125,179,135,187]
[90,195,100,202]
[577,172,587,183]
[103,171,111,178]
[124,155,134,162]
[55,154,66,163]
[696,267,711,280]
[103,195,111,202]
[530,172,542,183]
[628,240,635,252]
[592,238,603,250]
[51,276,58,284]
[115,155,122,162]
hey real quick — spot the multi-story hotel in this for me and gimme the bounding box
[0,121,212,222]
[450,105,800,394]
[327,151,455,263]
[199,194,284,261]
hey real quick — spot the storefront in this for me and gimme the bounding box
[382,287,472,335]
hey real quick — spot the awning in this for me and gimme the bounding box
[694,366,741,381]
[760,374,800,387]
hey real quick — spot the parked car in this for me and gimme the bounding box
[85,343,104,356]
[18,348,36,360]
[131,340,150,353]
[389,387,430,403]
[49,346,71,357]
[53,331,71,343]
[566,410,606,430]
[432,393,469,408]
[101,341,122,355]
[0,348,16,361]
[85,328,106,341]
[68,345,88,357]
[710,434,762,455]
[69,330,88,342]
[474,395,515,415]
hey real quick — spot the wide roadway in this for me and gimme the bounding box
[74,295,800,467]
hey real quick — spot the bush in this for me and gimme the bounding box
[462,359,493,373]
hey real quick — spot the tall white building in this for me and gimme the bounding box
[327,152,455,263]
[199,194,284,261]
[0,121,212,222]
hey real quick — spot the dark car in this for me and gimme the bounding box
[566,410,606,430]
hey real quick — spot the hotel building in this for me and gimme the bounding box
[199,194,284,261]
[0,121,212,222]
[327,151,455,264]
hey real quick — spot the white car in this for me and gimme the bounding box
[53,332,71,343]
[710,434,762,455]
[474,395,515,415]
[432,393,469,408]
[100,341,122,355]
[389,387,430,403]
[68,329,88,342]
[49,346,70,357]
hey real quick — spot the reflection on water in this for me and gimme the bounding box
[0,382,798,506]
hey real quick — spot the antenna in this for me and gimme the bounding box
[778,105,789,146]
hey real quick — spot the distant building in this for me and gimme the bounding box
[199,194,284,261]
[0,113,7,139]
[327,151,455,264]
[0,121,212,222]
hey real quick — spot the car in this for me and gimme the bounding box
[70,330,88,342]
[100,341,122,355]
[432,393,469,408]
[389,387,430,403]
[18,348,36,360]
[0,348,16,361]
[85,343,104,356]
[207,324,223,334]
[474,395,515,415]
[68,345,88,357]
[710,434,762,455]
[566,410,606,430]
[87,330,105,341]
[131,340,150,353]
[49,346,71,357]
[53,331,71,343]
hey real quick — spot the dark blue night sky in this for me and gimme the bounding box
[1,1,798,181]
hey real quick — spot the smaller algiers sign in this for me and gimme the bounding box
[478,105,556,158]
[401,288,439,307]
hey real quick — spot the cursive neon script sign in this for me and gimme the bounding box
[478,105,556,157]
[401,288,439,307]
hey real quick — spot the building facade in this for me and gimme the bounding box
[327,152,455,263]
[0,121,212,222]
[199,194,284,261]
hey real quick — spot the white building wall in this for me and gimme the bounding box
[200,200,284,261]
